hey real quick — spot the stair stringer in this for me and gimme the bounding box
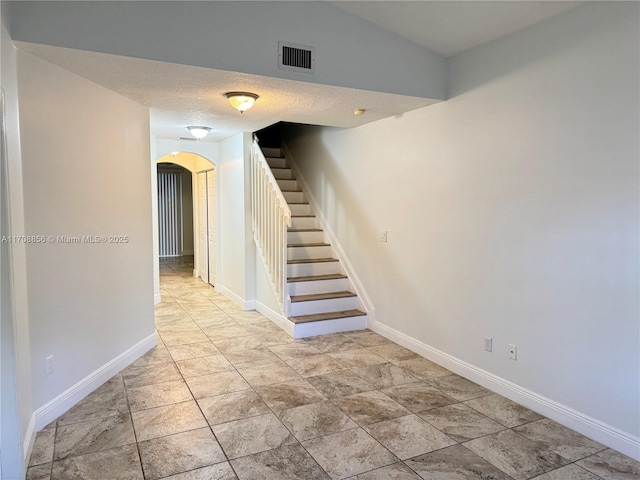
[282,142,376,329]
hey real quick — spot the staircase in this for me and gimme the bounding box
[261,146,367,334]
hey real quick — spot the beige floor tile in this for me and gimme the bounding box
[237,361,300,387]
[166,342,220,361]
[418,403,505,442]
[185,370,251,399]
[302,428,397,479]
[576,449,640,480]
[464,394,543,428]
[280,402,357,441]
[363,414,456,460]
[161,463,238,480]
[230,444,331,480]
[307,370,375,399]
[465,429,568,480]
[126,380,192,411]
[29,429,56,466]
[346,462,422,479]
[514,418,606,461]
[381,382,457,413]
[131,401,207,441]
[54,414,136,460]
[175,354,234,378]
[138,428,225,480]
[405,444,512,480]
[328,349,387,368]
[212,413,297,459]
[198,390,270,425]
[352,363,419,388]
[255,378,326,413]
[332,391,410,426]
[50,444,143,480]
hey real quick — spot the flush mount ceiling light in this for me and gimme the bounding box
[187,126,211,139]
[354,108,367,116]
[225,92,259,113]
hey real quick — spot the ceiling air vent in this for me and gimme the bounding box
[278,41,315,73]
[178,136,198,141]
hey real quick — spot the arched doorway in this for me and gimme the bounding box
[156,152,217,289]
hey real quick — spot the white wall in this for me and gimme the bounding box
[216,132,256,308]
[4,1,446,101]
[155,139,219,171]
[284,2,639,456]
[0,19,34,476]
[17,50,155,418]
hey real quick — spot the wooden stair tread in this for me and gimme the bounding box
[291,291,356,302]
[289,309,366,324]
[288,228,323,232]
[282,189,303,192]
[287,202,309,205]
[287,243,330,248]
[291,215,315,218]
[288,273,347,283]
[287,258,338,264]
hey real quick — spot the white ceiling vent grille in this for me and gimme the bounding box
[278,41,315,73]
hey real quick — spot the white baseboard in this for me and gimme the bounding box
[295,314,368,339]
[22,413,36,471]
[193,268,199,277]
[154,293,162,305]
[371,320,640,461]
[33,332,157,430]
[216,283,255,311]
[255,301,294,337]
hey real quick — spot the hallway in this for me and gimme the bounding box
[25,257,639,480]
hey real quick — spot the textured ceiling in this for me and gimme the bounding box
[17,42,437,142]
[16,2,583,142]
[332,1,582,57]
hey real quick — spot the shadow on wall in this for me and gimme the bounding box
[282,124,442,334]
[448,3,629,97]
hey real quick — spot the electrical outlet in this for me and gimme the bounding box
[380,231,388,243]
[46,355,54,376]
[508,344,517,360]
[484,337,492,352]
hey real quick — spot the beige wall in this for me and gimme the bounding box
[17,50,155,413]
[284,2,639,456]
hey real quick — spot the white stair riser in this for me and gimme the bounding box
[273,169,294,180]
[287,245,333,260]
[289,296,359,316]
[284,191,305,203]
[289,204,312,216]
[287,262,341,277]
[293,315,368,338]
[288,278,349,296]
[267,157,287,169]
[277,179,299,190]
[291,217,317,229]
[288,231,324,244]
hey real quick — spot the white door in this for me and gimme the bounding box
[197,172,208,283]
[206,170,217,286]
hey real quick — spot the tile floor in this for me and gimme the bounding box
[27,256,640,480]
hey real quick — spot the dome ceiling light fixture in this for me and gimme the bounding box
[187,126,211,139]
[224,92,259,113]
